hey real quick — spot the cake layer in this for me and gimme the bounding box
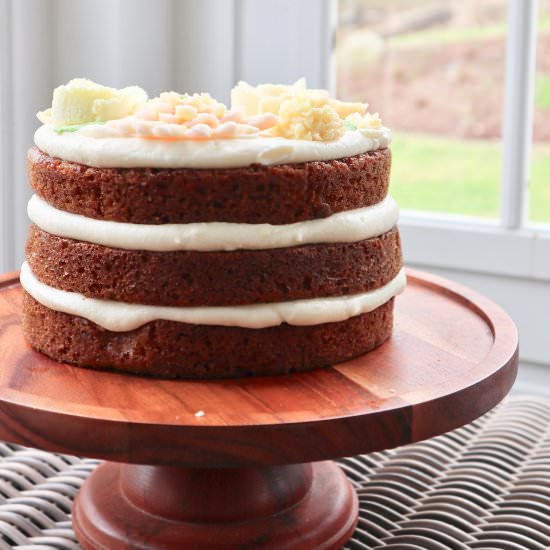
[22,293,394,378]
[26,225,403,306]
[28,147,391,224]
[27,194,399,252]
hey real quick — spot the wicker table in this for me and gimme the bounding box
[0,395,546,550]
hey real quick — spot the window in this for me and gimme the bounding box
[337,0,508,220]
[335,0,549,283]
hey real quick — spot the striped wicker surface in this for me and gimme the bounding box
[0,396,547,549]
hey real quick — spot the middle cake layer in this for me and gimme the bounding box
[27,225,402,307]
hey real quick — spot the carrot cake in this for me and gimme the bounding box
[21,78,405,378]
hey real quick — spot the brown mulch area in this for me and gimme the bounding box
[338,33,550,142]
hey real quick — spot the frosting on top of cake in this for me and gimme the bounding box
[34,124,391,169]
[34,78,391,168]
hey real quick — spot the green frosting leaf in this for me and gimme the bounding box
[344,120,357,131]
[53,121,106,134]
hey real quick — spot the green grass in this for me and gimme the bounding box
[536,74,550,110]
[389,133,501,218]
[389,133,550,223]
[531,145,550,223]
[390,21,508,48]
[389,16,550,48]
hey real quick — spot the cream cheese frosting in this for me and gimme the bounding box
[28,194,399,252]
[20,262,406,331]
[33,124,391,169]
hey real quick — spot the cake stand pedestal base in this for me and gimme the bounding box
[72,461,358,550]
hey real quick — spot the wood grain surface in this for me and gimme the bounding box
[0,269,518,467]
[73,461,358,550]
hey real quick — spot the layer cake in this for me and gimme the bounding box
[21,78,405,378]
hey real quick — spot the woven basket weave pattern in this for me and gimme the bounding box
[0,396,547,549]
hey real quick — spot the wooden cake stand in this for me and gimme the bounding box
[0,269,518,550]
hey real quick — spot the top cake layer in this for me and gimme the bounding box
[28,146,391,224]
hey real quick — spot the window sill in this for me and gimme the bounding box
[399,210,550,282]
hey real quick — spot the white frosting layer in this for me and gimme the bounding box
[28,194,399,252]
[20,262,406,331]
[34,124,392,168]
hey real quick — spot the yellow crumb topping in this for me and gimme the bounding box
[231,79,380,141]
[37,78,385,142]
[272,95,344,141]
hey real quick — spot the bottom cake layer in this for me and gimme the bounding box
[22,293,394,379]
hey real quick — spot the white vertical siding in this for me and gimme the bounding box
[235,0,334,89]
[13,0,54,267]
[0,0,14,273]
[53,0,176,93]
[173,0,236,103]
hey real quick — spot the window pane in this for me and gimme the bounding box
[530,0,550,224]
[336,0,507,219]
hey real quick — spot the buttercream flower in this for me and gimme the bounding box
[272,96,344,141]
